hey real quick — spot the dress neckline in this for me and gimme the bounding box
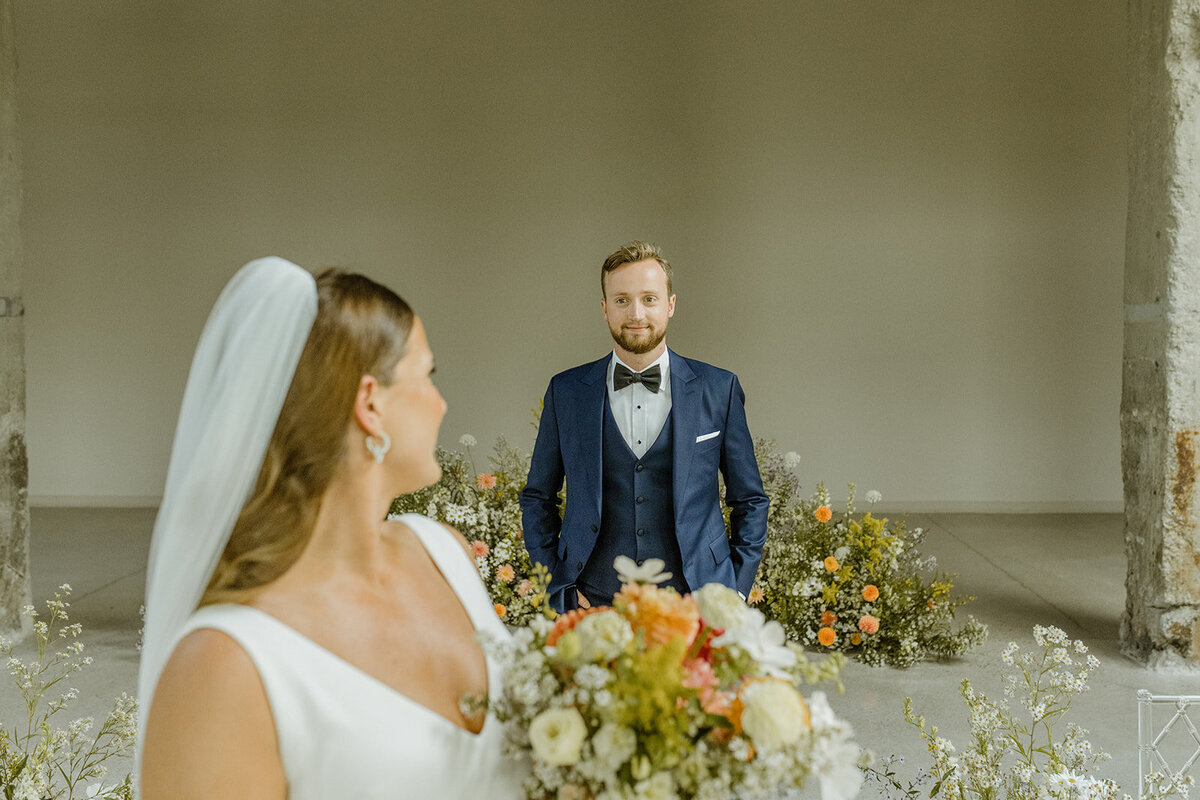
[227,516,493,739]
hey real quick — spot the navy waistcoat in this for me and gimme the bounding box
[578,396,688,602]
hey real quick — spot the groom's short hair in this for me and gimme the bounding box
[601,241,673,298]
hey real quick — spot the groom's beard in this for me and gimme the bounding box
[609,321,667,355]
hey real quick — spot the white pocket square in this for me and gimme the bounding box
[695,431,721,443]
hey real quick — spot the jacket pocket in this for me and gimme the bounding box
[707,530,731,566]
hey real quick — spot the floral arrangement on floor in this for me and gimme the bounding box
[476,556,863,800]
[891,624,1192,800]
[749,440,987,667]
[389,434,548,625]
[0,585,136,800]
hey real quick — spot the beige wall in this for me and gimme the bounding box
[14,1,1127,510]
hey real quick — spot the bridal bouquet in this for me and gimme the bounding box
[479,557,862,800]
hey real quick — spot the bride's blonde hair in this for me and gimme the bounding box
[200,268,414,606]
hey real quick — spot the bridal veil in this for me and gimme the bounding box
[136,257,318,755]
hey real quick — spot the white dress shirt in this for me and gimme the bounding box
[607,349,672,458]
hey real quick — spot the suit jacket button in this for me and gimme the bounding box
[591,524,598,532]
[636,528,646,537]
[635,463,644,472]
[636,496,646,504]
[637,559,644,567]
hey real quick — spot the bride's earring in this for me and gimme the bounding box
[365,431,391,463]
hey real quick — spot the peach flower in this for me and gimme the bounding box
[823,556,839,573]
[683,658,732,715]
[617,583,701,648]
[820,610,838,626]
[517,579,532,596]
[862,585,879,602]
[475,473,498,490]
[494,603,507,619]
[815,505,833,523]
[471,540,489,559]
[817,626,837,646]
[496,564,515,583]
[747,586,765,605]
[858,615,880,635]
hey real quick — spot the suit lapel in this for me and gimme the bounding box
[576,356,609,520]
[669,350,699,524]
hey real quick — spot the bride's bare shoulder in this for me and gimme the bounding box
[383,514,474,561]
[141,627,284,799]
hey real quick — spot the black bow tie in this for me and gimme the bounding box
[613,363,662,393]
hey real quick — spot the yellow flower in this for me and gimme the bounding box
[823,556,839,573]
[815,505,833,523]
[818,627,837,646]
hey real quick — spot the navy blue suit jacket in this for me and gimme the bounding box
[520,350,769,609]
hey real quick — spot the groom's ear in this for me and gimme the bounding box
[351,374,383,434]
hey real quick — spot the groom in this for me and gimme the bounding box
[521,241,769,612]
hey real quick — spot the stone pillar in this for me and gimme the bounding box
[0,0,30,640]
[1122,0,1200,666]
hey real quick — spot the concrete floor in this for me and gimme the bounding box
[3,508,1200,795]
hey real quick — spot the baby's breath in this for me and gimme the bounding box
[894,627,1192,800]
[0,586,136,799]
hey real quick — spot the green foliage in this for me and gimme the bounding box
[0,587,136,800]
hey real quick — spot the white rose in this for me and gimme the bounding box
[739,679,810,752]
[634,772,677,800]
[575,611,634,663]
[590,722,637,772]
[692,583,747,632]
[529,707,588,766]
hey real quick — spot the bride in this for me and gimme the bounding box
[137,258,526,799]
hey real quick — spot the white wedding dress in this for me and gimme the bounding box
[172,514,527,800]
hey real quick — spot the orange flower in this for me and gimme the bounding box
[747,586,765,605]
[496,564,515,583]
[517,579,533,597]
[858,615,880,635]
[850,633,862,646]
[546,606,608,646]
[475,473,498,490]
[823,556,839,573]
[617,583,701,648]
[820,610,838,626]
[494,603,507,619]
[817,626,837,646]
[862,585,879,602]
[815,505,833,523]
[471,540,489,559]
